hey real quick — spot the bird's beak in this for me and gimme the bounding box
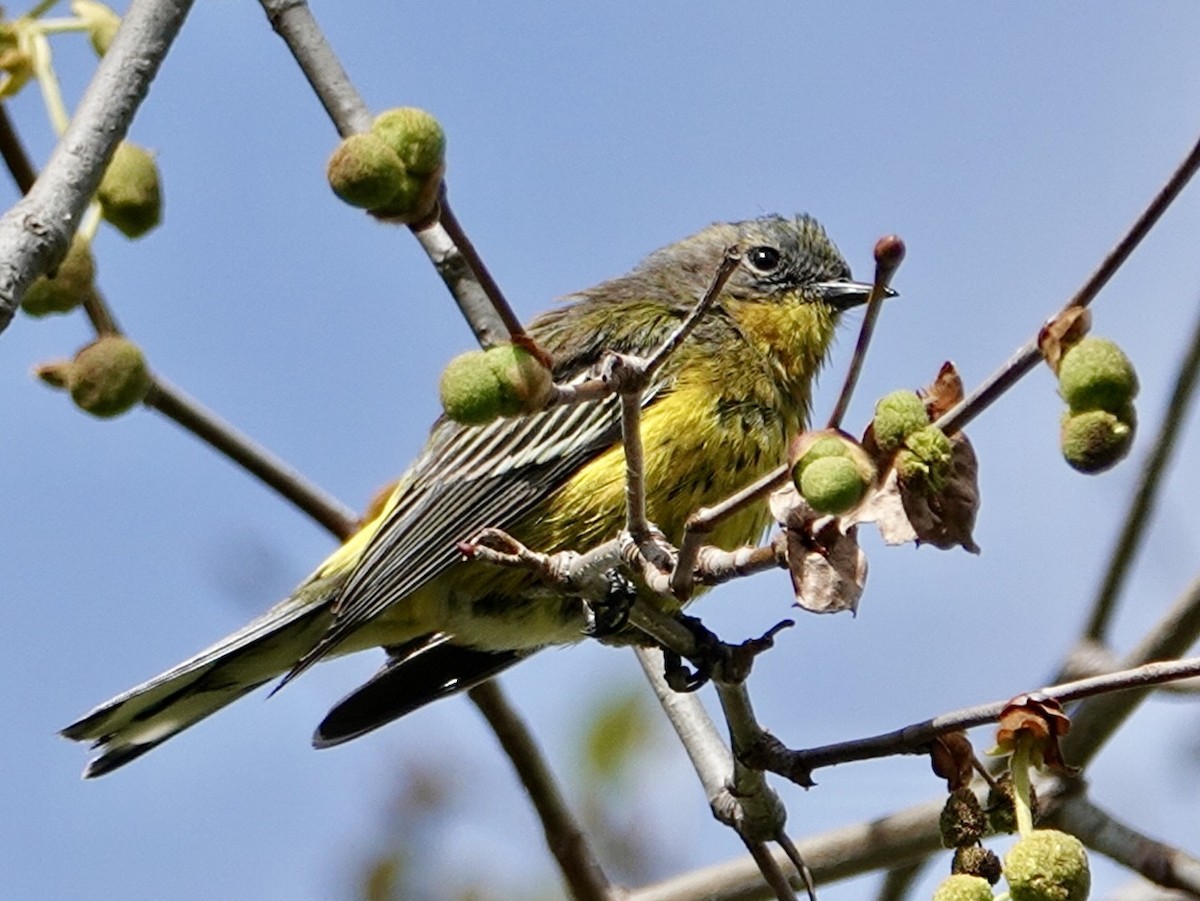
[816,278,898,311]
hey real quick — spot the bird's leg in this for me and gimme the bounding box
[662,613,726,692]
[582,568,639,637]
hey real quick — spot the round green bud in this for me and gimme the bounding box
[97,141,162,238]
[796,435,852,469]
[940,787,987,848]
[367,171,439,223]
[798,455,868,515]
[68,335,151,418]
[72,0,121,56]
[1004,829,1090,901]
[326,133,407,210]
[372,107,446,176]
[439,349,505,425]
[484,343,554,416]
[21,236,96,317]
[873,389,929,453]
[1058,337,1138,414]
[1060,409,1134,474]
[931,873,994,901]
[896,425,953,491]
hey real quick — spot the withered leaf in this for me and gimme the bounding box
[923,361,966,421]
[769,484,868,614]
[1038,307,1092,374]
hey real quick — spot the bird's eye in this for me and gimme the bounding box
[746,245,782,273]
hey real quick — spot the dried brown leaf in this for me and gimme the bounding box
[922,361,966,420]
[1038,307,1092,374]
[770,485,868,614]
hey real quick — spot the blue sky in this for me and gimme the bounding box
[3,3,1200,899]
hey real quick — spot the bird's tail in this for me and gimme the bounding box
[60,582,339,778]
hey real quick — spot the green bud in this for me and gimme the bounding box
[1004,829,1090,901]
[896,425,953,491]
[97,142,162,238]
[326,133,407,210]
[953,845,1003,885]
[931,873,994,901]
[940,787,986,848]
[484,343,554,415]
[1057,337,1138,414]
[440,349,504,425]
[1060,409,1134,474]
[367,171,440,224]
[873,389,929,453]
[798,455,868,515]
[68,335,151,418]
[372,107,446,176]
[72,1,121,56]
[439,344,553,425]
[21,236,96,317]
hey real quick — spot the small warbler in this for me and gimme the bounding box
[63,214,874,776]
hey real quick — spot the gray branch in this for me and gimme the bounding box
[0,0,195,334]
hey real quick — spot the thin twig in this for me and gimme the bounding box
[257,0,371,135]
[826,238,905,430]
[642,247,741,378]
[742,839,797,901]
[621,392,650,537]
[1062,573,1200,769]
[937,129,1200,436]
[0,0,195,334]
[0,104,38,193]
[1081,294,1200,643]
[468,681,615,901]
[256,0,519,350]
[145,378,359,541]
[745,655,1200,785]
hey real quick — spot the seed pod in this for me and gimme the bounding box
[97,142,162,238]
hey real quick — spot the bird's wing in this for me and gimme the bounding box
[283,366,666,681]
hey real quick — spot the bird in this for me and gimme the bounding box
[61,213,875,777]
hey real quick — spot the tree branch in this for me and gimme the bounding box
[0,0,195,335]
[468,680,615,901]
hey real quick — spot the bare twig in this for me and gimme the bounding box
[826,236,906,430]
[0,0,195,334]
[145,379,358,541]
[257,0,371,135]
[1062,574,1200,769]
[256,0,520,349]
[1081,295,1200,644]
[0,104,38,194]
[744,655,1200,786]
[468,680,614,901]
[937,129,1200,436]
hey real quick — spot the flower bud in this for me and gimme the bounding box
[798,455,868,515]
[485,343,554,415]
[932,873,994,901]
[1004,829,1090,901]
[953,845,1002,885]
[97,142,162,238]
[896,425,953,491]
[873,389,929,453]
[64,336,151,418]
[1057,336,1138,414]
[372,107,446,177]
[940,787,986,848]
[439,344,552,425]
[1060,408,1133,474]
[72,1,121,56]
[326,133,407,210]
[21,236,96,317]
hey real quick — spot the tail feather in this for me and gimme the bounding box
[62,593,334,777]
[313,634,525,748]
